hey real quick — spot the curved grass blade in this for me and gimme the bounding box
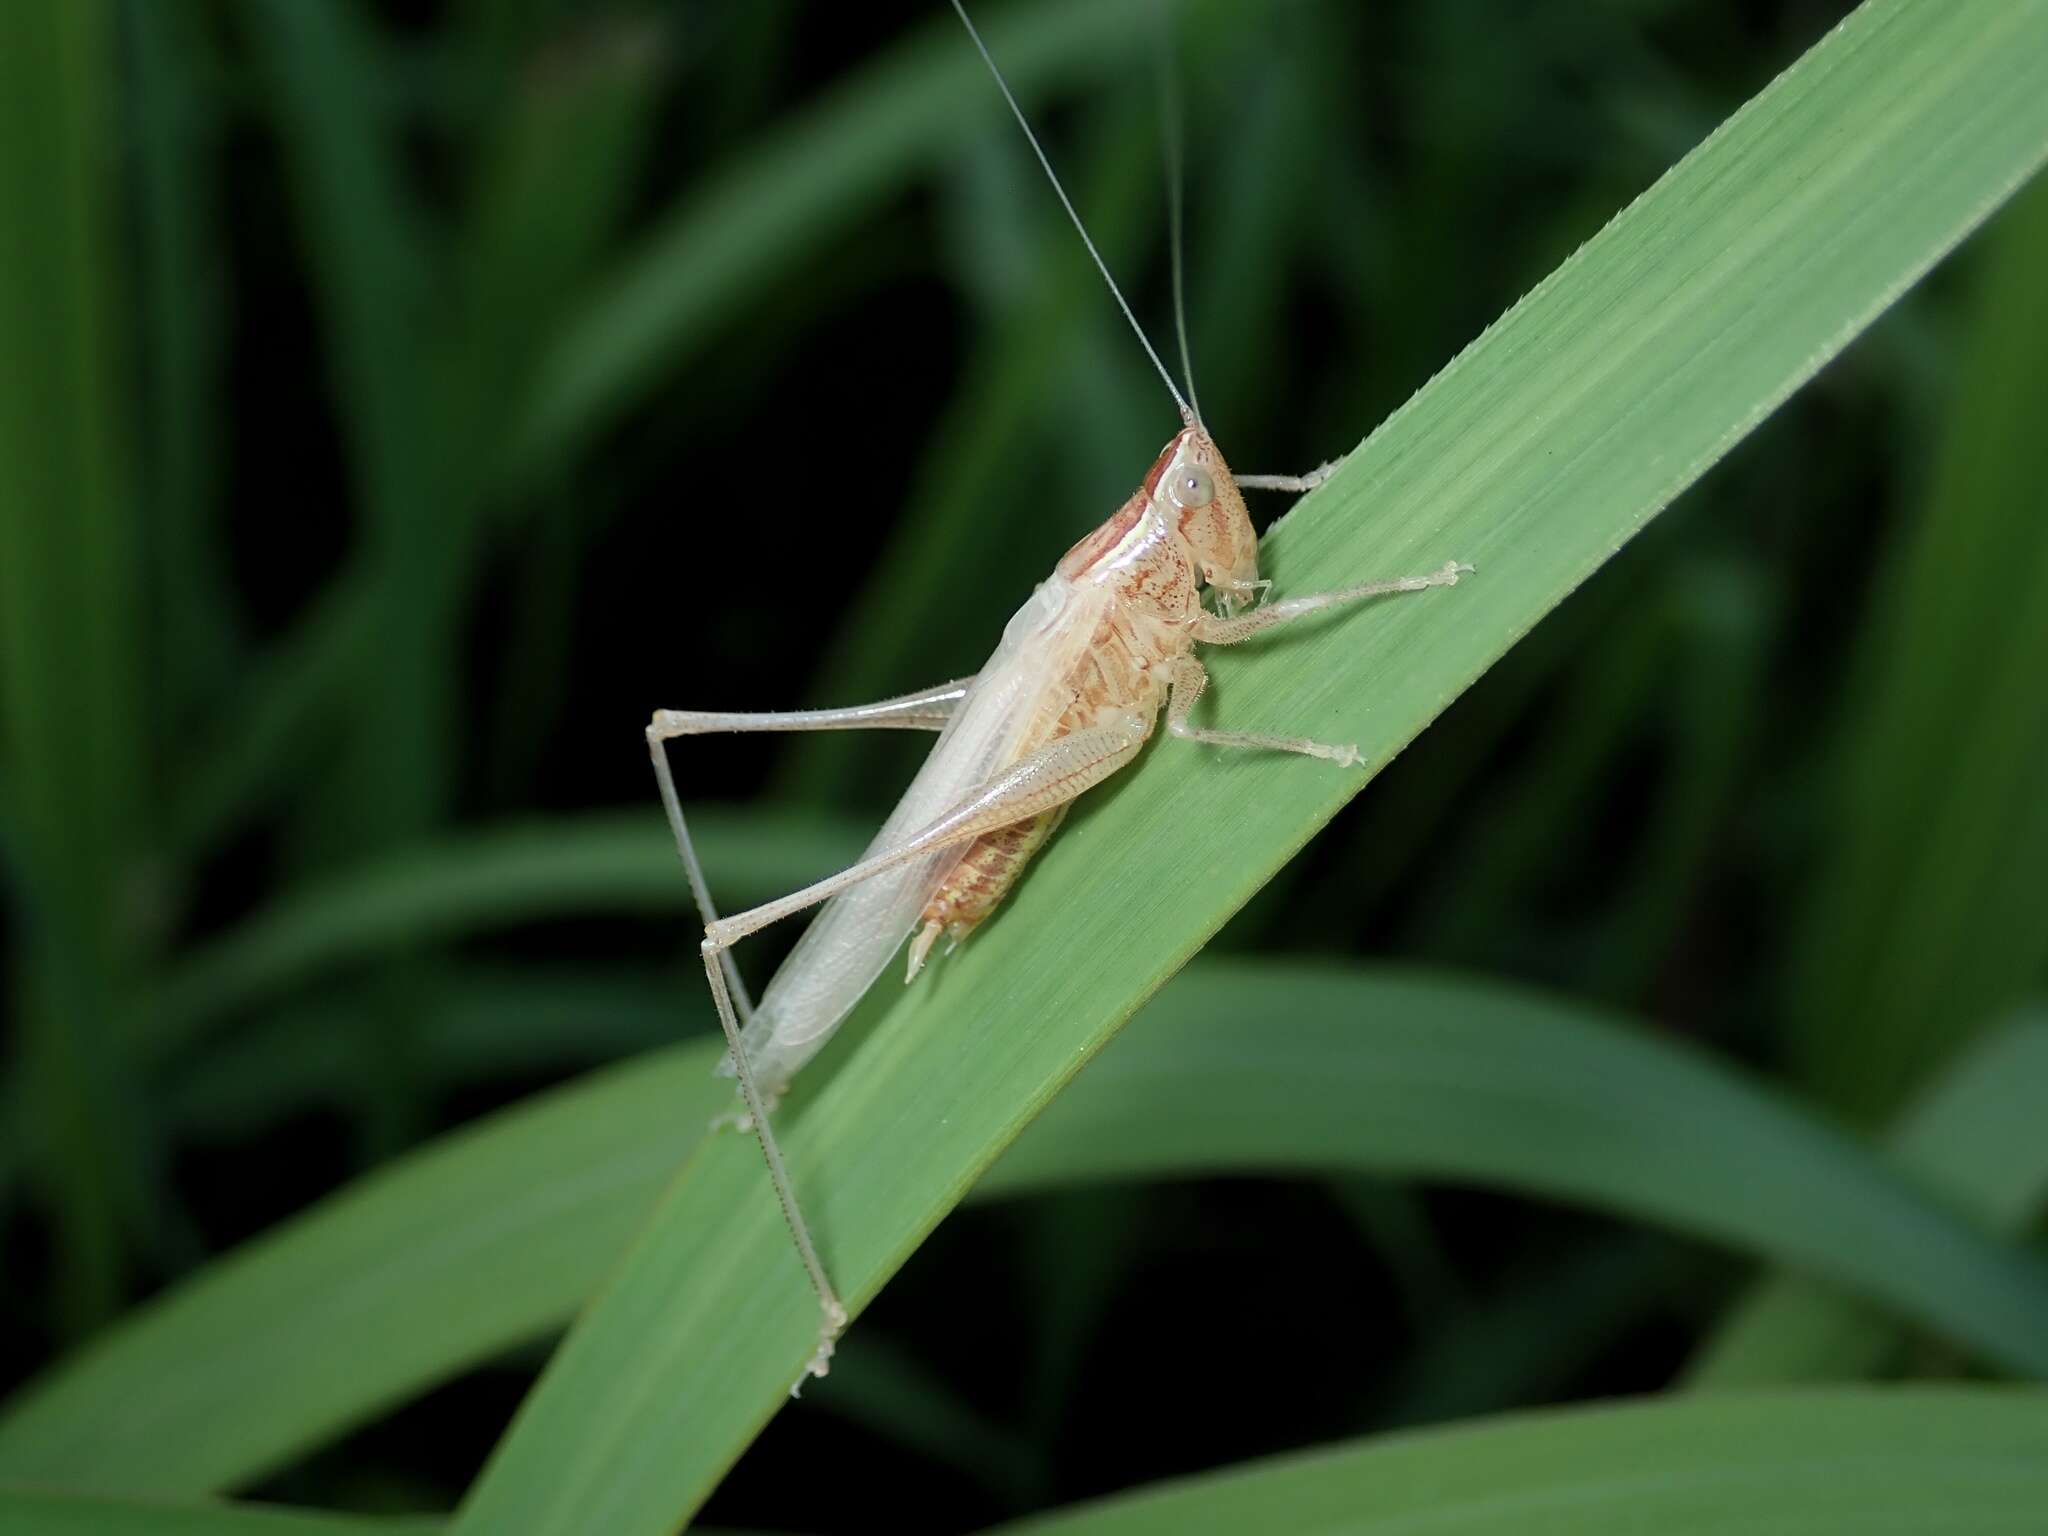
[984,1389,2048,1535]
[0,1049,720,1497]
[982,964,2048,1378]
[14,965,2048,1497]
[452,4,2048,1529]
[1692,176,2048,1380]
[1789,176,2048,1121]
[1688,1007,2048,1388]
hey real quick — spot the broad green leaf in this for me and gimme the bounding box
[15,966,2048,1496]
[985,1389,2048,1535]
[144,811,865,1059]
[0,1488,436,1536]
[0,1048,718,1497]
[1688,1008,2048,1388]
[981,964,2048,1376]
[1790,176,2048,1121]
[452,4,2048,1530]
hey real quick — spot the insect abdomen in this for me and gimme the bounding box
[917,804,1068,950]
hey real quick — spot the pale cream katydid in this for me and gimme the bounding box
[647,0,1472,1387]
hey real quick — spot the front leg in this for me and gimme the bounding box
[1193,560,1472,646]
[1235,457,1345,494]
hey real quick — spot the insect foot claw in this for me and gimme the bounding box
[791,1302,851,1396]
[708,1103,754,1134]
[708,1081,784,1135]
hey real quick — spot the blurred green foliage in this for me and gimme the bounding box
[1,0,2045,1530]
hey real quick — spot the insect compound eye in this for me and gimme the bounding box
[1169,465,1215,510]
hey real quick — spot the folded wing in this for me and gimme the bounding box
[723,574,1111,1093]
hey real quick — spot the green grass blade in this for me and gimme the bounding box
[0,1488,437,1536]
[452,14,665,403]
[1883,1010,2048,1216]
[1688,1007,2048,1388]
[143,810,865,1059]
[127,0,237,738]
[17,965,2048,1497]
[507,0,1198,479]
[451,16,668,804]
[1789,177,2048,1122]
[443,11,665,512]
[451,5,2048,1529]
[984,1389,2048,1536]
[237,0,447,848]
[0,0,146,1329]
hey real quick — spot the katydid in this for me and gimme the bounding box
[648,0,1471,1387]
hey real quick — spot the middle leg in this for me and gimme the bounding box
[1165,657,1362,767]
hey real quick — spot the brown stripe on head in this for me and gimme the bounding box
[1057,489,1150,578]
[1060,430,1195,578]
[1141,428,1196,503]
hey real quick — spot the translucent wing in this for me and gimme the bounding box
[724,574,1112,1092]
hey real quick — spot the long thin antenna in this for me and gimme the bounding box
[949,0,1194,427]
[1154,0,1204,427]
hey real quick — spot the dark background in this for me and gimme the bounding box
[5,0,2045,1528]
